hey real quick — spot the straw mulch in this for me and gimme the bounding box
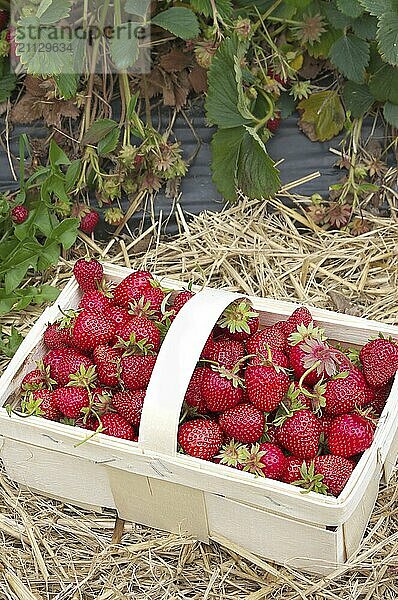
[1,197,398,599]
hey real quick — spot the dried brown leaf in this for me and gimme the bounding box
[160,49,192,73]
[328,290,362,316]
[188,64,208,93]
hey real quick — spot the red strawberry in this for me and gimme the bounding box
[281,456,306,484]
[11,205,29,224]
[319,415,334,440]
[217,300,259,342]
[201,367,243,412]
[21,369,46,390]
[72,311,116,352]
[79,210,99,234]
[275,409,321,459]
[103,306,131,327]
[248,349,289,369]
[266,114,281,133]
[264,423,278,443]
[26,389,61,421]
[43,349,94,386]
[53,387,90,419]
[218,403,265,444]
[173,290,194,313]
[241,442,287,480]
[79,290,113,312]
[314,455,354,496]
[90,387,113,415]
[245,363,290,412]
[73,258,104,292]
[360,338,398,387]
[288,337,353,387]
[113,271,154,308]
[368,381,392,414]
[115,316,161,353]
[204,337,245,370]
[178,419,223,461]
[184,367,208,414]
[282,307,312,339]
[328,413,375,457]
[128,286,165,319]
[112,390,145,427]
[119,354,157,390]
[100,413,135,440]
[93,345,121,387]
[246,326,286,354]
[321,367,371,416]
[44,322,72,349]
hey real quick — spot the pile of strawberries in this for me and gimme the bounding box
[16,260,398,497]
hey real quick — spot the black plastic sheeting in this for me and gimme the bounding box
[0,102,385,237]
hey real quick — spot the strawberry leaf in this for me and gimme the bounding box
[383,101,398,127]
[211,127,243,200]
[110,24,139,70]
[236,127,280,199]
[298,91,345,141]
[369,63,398,104]
[151,7,200,40]
[377,11,398,66]
[336,0,363,17]
[343,81,374,117]
[329,34,370,83]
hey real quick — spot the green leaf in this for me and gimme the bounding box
[97,127,120,155]
[206,36,252,129]
[336,0,363,17]
[211,127,244,200]
[151,7,200,40]
[277,92,296,118]
[352,14,378,39]
[0,286,60,315]
[285,0,312,6]
[369,63,398,104]
[377,12,398,66]
[308,28,343,59]
[36,0,72,23]
[298,91,346,141]
[110,23,139,70]
[343,81,374,117]
[82,119,119,145]
[0,326,23,357]
[357,0,395,16]
[125,0,151,18]
[329,34,369,83]
[383,101,398,127]
[54,73,78,99]
[236,127,280,199]
[49,139,70,167]
[5,260,34,293]
[65,159,81,191]
[0,70,17,103]
[322,2,355,28]
[190,0,233,19]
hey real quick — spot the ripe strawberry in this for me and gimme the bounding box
[178,419,223,461]
[53,387,90,419]
[328,413,375,457]
[21,369,46,391]
[79,210,99,234]
[281,456,306,484]
[44,322,72,349]
[113,271,154,308]
[0,10,9,31]
[79,290,113,312]
[321,367,371,416]
[204,337,245,370]
[245,363,290,412]
[218,403,265,444]
[248,349,289,369]
[73,258,104,292]
[129,286,165,319]
[93,345,121,387]
[119,354,157,390]
[282,307,313,339]
[264,423,278,443]
[314,455,354,496]
[285,380,313,410]
[103,306,131,327]
[100,413,135,440]
[246,326,286,354]
[90,387,113,415]
[72,311,116,352]
[368,381,392,414]
[112,389,145,427]
[319,415,334,440]
[275,409,321,459]
[217,300,259,342]
[184,367,208,414]
[360,338,398,387]
[32,389,61,421]
[11,205,29,224]
[201,367,243,412]
[266,114,281,133]
[241,442,287,480]
[173,290,194,313]
[43,349,94,386]
[115,316,161,353]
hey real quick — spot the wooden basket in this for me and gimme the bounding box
[1,263,397,574]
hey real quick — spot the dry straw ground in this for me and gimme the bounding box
[1,197,398,599]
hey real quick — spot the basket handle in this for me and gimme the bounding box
[138,288,248,456]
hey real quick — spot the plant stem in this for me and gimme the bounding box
[114,0,132,146]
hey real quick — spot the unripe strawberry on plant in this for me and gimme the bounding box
[79,210,99,234]
[73,258,104,292]
[11,205,29,224]
[178,419,223,461]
